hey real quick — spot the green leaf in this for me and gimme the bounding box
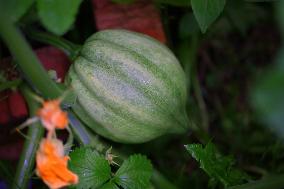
[114,154,153,189]
[69,148,112,189]
[36,0,83,35]
[185,142,249,187]
[0,0,34,22]
[191,0,226,33]
[69,148,153,189]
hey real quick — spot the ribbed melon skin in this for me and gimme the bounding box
[68,29,189,143]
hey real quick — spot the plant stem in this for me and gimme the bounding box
[178,34,210,144]
[26,29,81,60]
[228,175,284,189]
[190,36,210,132]
[12,85,44,189]
[192,70,209,131]
[0,17,62,99]
[68,111,105,152]
[0,79,21,92]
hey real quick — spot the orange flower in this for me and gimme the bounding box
[14,98,69,137]
[37,99,68,132]
[36,138,78,189]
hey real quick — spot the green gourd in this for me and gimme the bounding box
[67,29,189,143]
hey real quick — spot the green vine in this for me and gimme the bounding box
[12,85,44,189]
[26,29,81,61]
[0,17,62,99]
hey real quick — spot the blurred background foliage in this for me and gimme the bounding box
[147,0,284,188]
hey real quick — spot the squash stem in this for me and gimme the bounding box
[190,35,210,132]
[0,17,62,99]
[26,29,82,61]
[178,33,211,144]
[12,85,44,189]
[68,111,105,152]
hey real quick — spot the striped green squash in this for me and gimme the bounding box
[67,29,189,143]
